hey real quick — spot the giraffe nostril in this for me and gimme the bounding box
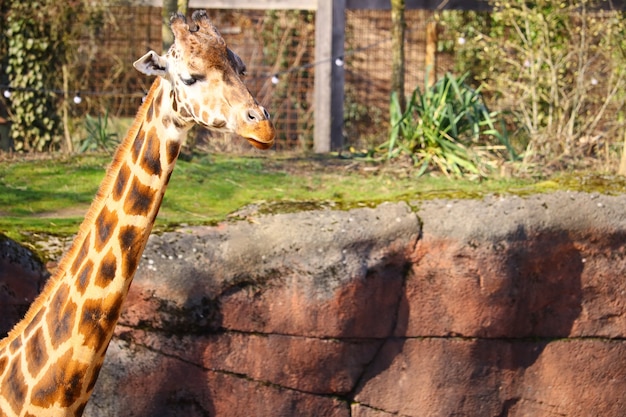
[247,108,267,123]
[247,107,270,122]
[247,109,260,122]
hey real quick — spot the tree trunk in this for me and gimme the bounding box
[391,0,406,112]
[425,19,437,87]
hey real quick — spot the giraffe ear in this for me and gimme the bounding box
[133,51,168,76]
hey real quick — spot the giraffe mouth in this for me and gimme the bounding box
[239,120,276,150]
[245,137,274,150]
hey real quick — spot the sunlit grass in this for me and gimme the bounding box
[2,152,620,243]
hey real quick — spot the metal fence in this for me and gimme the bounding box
[3,5,444,151]
[344,9,449,149]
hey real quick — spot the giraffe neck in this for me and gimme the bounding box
[0,77,190,417]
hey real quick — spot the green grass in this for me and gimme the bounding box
[1,152,624,243]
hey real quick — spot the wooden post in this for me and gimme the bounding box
[425,19,437,86]
[391,0,406,112]
[61,64,73,153]
[619,130,626,176]
[314,0,345,153]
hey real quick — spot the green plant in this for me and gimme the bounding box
[380,72,511,177]
[5,1,62,151]
[439,0,626,168]
[80,110,119,153]
[3,0,90,152]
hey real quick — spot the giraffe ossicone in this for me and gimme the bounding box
[0,10,274,417]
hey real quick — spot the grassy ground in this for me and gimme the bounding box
[1,151,625,243]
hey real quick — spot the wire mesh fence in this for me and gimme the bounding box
[344,9,449,150]
[1,5,442,151]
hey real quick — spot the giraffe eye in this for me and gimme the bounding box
[181,76,197,86]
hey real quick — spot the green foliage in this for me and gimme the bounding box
[0,0,10,87]
[3,0,87,152]
[79,110,119,154]
[380,72,511,177]
[5,1,62,151]
[439,0,626,166]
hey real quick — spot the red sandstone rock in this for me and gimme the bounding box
[0,235,48,337]
[403,233,586,338]
[351,405,395,417]
[354,338,626,416]
[93,338,351,417]
[89,196,626,416]
[5,195,626,417]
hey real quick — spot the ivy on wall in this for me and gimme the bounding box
[5,1,63,151]
[2,0,89,152]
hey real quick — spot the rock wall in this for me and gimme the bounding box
[0,234,49,337]
[356,193,626,417]
[2,192,626,416]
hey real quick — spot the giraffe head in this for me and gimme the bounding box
[133,10,275,149]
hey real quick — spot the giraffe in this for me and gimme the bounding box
[0,10,275,417]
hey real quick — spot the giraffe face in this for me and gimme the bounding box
[133,10,275,150]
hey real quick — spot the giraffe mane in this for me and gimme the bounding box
[0,77,163,348]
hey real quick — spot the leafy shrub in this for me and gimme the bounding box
[440,0,626,167]
[379,72,511,177]
[5,1,63,151]
[79,110,119,154]
[3,0,88,152]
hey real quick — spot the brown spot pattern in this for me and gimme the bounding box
[46,284,77,349]
[167,169,176,184]
[24,309,45,337]
[26,328,48,378]
[146,101,154,123]
[94,207,118,253]
[173,116,186,129]
[31,348,89,408]
[78,296,123,351]
[9,336,21,354]
[118,225,144,277]
[94,249,117,288]
[166,140,181,165]
[179,105,191,119]
[143,128,162,177]
[113,163,131,201]
[0,352,7,377]
[85,359,105,394]
[131,128,145,164]
[172,93,178,112]
[70,232,91,276]
[123,176,155,217]
[76,259,94,295]
[75,401,88,417]
[2,354,26,415]
[154,88,163,119]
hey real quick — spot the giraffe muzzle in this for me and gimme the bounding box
[240,119,276,150]
[238,107,276,150]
